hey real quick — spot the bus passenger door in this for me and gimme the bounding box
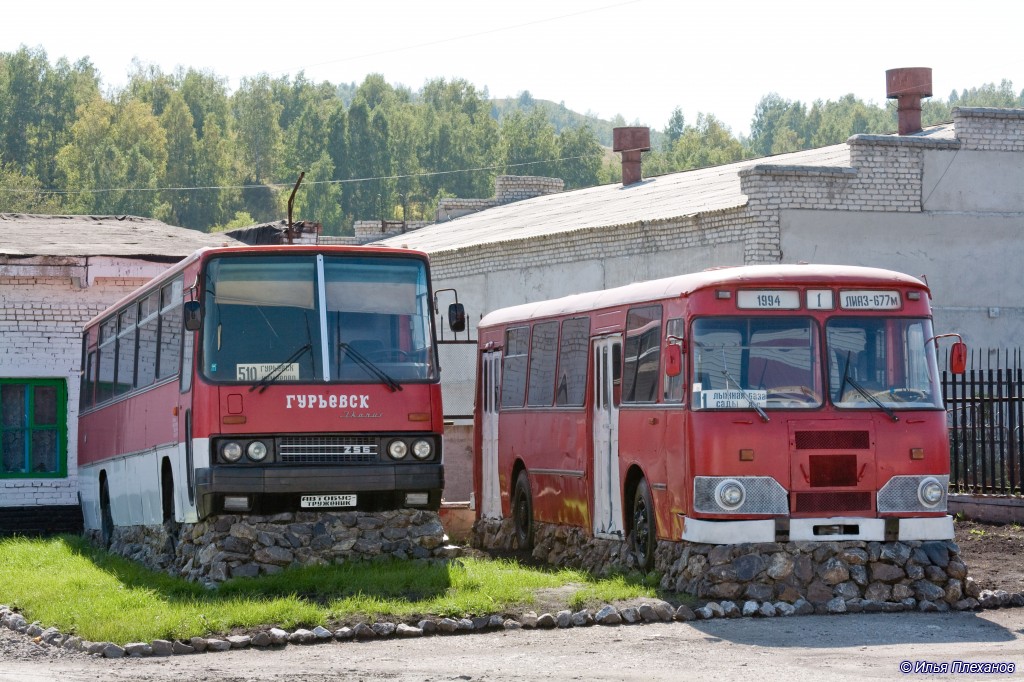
[480,349,502,519]
[592,336,624,539]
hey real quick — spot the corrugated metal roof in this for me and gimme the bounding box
[0,214,240,258]
[375,143,852,253]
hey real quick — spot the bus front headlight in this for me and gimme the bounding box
[412,440,432,460]
[388,440,408,460]
[715,479,745,510]
[918,477,944,507]
[222,441,243,463]
[247,441,268,461]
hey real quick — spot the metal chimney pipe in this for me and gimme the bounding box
[613,127,651,186]
[886,67,932,135]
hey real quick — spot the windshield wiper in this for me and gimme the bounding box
[249,343,312,394]
[838,351,898,422]
[721,366,770,423]
[339,342,403,392]
[708,342,770,421]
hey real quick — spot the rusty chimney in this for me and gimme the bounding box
[613,126,651,186]
[886,67,932,135]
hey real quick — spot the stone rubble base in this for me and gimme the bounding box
[474,517,1023,611]
[90,510,460,585]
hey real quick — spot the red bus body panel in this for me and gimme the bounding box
[473,264,953,546]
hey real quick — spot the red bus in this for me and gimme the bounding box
[79,245,462,545]
[473,264,966,568]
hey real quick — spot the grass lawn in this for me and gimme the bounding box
[0,535,659,644]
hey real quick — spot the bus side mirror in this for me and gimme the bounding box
[183,301,201,331]
[448,303,466,332]
[950,341,967,375]
[665,344,682,377]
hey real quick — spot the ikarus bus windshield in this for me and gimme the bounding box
[201,254,437,385]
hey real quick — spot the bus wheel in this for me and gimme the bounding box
[512,471,534,550]
[100,480,114,549]
[630,479,655,571]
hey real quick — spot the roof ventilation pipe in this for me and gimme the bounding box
[613,126,651,186]
[886,67,932,135]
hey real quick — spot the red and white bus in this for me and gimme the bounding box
[79,245,462,545]
[473,264,966,567]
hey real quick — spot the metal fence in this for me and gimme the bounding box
[944,348,1024,496]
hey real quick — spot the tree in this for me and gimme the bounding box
[417,78,498,202]
[810,94,892,147]
[645,113,748,175]
[56,97,167,216]
[498,109,557,177]
[0,47,99,189]
[748,93,810,157]
[232,75,283,183]
[664,107,685,149]
[157,91,199,227]
[293,152,343,230]
[0,163,66,213]
[555,125,603,190]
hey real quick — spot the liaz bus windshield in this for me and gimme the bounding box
[691,316,822,410]
[200,254,437,385]
[826,317,942,410]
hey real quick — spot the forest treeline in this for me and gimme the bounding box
[1,46,1021,234]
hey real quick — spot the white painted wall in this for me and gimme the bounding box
[0,257,167,508]
[780,209,1024,351]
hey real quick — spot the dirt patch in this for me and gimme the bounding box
[954,517,1024,594]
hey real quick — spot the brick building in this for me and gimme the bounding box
[374,105,1024,503]
[0,215,237,535]
[378,106,1024,357]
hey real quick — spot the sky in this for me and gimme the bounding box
[4,0,1022,138]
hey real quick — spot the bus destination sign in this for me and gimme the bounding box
[737,290,800,310]
[839,290,902,310]
[701,389,768,408]
[236,363,301,381]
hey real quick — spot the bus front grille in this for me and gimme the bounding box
[795,431,870,450]
[793,491,872,514]
[278,436,378,464]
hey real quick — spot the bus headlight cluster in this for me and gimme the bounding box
[918,477,945,507]
[387,439,433,461]
[388,440,408,460]
[220,440,270,463]
[715,479,746,510]
[221,441,243,462]
[247,441,268,461]
[412,440,432,460]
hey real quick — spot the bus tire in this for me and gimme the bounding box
[630,478,655,571]
[100,479,114,549]
[512,471,534,550]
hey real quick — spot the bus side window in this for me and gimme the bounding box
[500,326,530,408]
[612,342,622,407]
[664,318,685,404]
[623,305,662,403]
[555,318,590,407]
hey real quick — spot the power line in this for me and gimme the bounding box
[0,150,629,196]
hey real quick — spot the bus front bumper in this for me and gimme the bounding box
[681,515,954,544]
[194,463,443,518]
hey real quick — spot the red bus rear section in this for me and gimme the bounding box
[78,245,445,542]
[474,264,963,566]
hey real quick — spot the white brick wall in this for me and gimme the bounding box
[953,107,1024,151]
[424,109,1024,340]
[0,259,169,508]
